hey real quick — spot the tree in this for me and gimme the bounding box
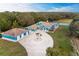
[12,20,20,28]
[70,19,79,37]
[48,18,56,22]
[0,12,12,31]
[16,13,35,27]
[0,18,12,31]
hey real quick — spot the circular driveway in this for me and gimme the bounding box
[19,30,54,56]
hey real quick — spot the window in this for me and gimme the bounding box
[24,32,26,36]
[20,35,21,38]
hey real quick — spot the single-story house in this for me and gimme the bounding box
[36,21,59,32]
[26,21,59,32]
[1,28,29,42]
[25,24,38,34]
[0,21,59,42]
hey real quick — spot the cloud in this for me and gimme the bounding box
[47,6,74,12]
[0,3,40,12]
[0,3,79,12]
[47,4,79,12]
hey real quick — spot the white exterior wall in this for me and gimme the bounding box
[2,37,16,42]
[17,31,29,41]
[54,23,59,29]
[21,33,24,38]
[29,30,34,34]
[59,23,69,26]
[44,29,48,32]
[17,35,20,41]
[1,31,30,42]
[17,34,24,41]
[26,31,29,36]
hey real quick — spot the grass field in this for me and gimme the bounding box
[47,26,74,56]
[0,39,27,56]
[58,19,73,23]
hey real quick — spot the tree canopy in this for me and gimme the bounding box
[0,12,78,32]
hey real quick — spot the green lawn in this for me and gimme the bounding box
[0,39,27,56]
[46,26,74,56]
[58,19,73,24]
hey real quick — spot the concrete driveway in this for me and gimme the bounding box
[19,30,53,56]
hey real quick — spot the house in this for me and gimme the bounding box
[1,21,59,42]
[25,24,38,34]
[1,28,29,42]
[25,21,59,32]
[36,21,59,32]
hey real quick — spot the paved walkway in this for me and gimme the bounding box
[19,30,53,56]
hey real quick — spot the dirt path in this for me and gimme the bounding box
[71,37,79,55]
[18,30,53,56]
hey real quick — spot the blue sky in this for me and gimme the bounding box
[0,3,79,12]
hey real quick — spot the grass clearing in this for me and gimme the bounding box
[0,39,27,56]
[47,26,74,56]
[58,19,73,24]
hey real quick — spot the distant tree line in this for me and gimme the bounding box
[0,11,79,31]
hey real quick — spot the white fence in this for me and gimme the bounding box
[59,23,70,26]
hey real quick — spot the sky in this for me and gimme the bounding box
[0,3,79,12]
